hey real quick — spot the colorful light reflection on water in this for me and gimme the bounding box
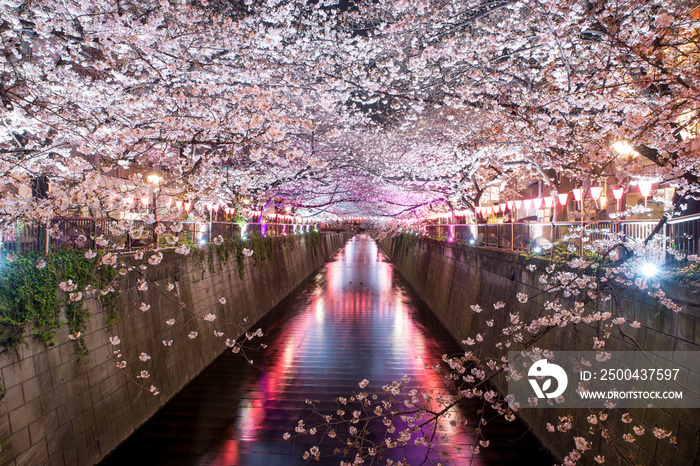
[102,235,551,466]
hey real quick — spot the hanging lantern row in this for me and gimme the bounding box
[476,182,655,216]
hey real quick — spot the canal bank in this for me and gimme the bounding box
[0,232,349,466]
[379,235,700,466]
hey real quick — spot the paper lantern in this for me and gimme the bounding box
[612,188,624,210]
[522,199,532,209]
[499,203,506,212]
[544,196,554,208]
[506,200,514,210]
[532,198,543,209]
[572,188,583,202]
[558,193,569,206]
[514,200,523,209]
[638,180,653,197]
[590,187,602,200]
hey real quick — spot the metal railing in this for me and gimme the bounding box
[423,214,700,264]
[0,218,319,255]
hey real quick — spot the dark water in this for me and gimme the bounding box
[101,235,552,465]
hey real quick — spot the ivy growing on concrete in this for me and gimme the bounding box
[0,250,118,400]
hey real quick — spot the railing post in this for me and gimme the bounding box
[663,222,668,263]
[550,222,554,259]
[511,222,514,250]
[44,224,50,255]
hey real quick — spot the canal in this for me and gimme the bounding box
[101,235,552,465]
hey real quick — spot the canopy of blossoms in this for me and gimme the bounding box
[0,0,697,226]
[1,2,698,464]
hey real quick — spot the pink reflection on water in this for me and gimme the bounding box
[207,234,483,464]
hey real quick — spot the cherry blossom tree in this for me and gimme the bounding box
[0,0,698,463]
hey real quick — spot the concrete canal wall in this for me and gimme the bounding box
[0,232,349,466]
[380,235,700,466]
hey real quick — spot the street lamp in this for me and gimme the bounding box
[147,174,162,185]
[640,262,658,278]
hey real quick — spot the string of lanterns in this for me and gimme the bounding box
[474,181,654,217]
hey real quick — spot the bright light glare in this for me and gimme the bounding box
[533,246,542,254]
[611,141,637,157]
[147,174,162,185]
[640,262,658,278]
[469,238,476,245]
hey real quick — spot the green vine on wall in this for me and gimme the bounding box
[0,230,322,402]
[0,250,117,401]
[395,232,419,256]
[250,234,274,267]
[0,250,118,351]
[191,230,319,279]
[305,230,320,256]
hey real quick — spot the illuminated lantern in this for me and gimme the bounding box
[212,204,219,212]
[544,196,554,208]
[499,202,506,212]
[638,180,653,197]
[558,193,569,206]
[572,188,583,202]
[142,196,149,205]
[522,199,532,209]
[175,200,183,209]
[638,180,653,207]
[183,202,191,212]
[590,187,602,200]
[514,200,523,209]
[612,188,624,210]
[532,198,543,209]
[506,200,514,210]
[493,204,501,213]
